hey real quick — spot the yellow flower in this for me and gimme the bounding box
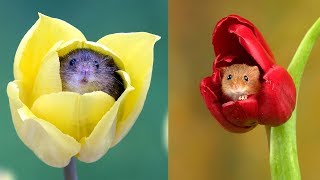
[7,13,160,167]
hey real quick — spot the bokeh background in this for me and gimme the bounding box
[170,0,320,179]
[0,0,167,179]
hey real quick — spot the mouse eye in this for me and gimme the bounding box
[244,75,249,81]
[69,59,77,66]
[227,74,232,80]
[94,60,99,69]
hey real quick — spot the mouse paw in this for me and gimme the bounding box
[238,95,248,100]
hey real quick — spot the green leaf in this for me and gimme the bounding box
[270,17,320,180]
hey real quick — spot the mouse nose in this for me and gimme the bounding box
[233,88,245,95]
[81,78,88,83]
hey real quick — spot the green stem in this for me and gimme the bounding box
[270,17,320,180]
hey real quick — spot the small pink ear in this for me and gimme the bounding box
[220,67,226,74]
[251,66,259,72]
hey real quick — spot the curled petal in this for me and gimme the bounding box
[7,81,80,167]
[228,24,274,72]
[200,76,253,133]
[213,15,274,62]
[78,70,134,162]
[31,91,115,141]
[258,66,296,125]
[30,42,63,104]
[14,14,86,105]
[221,96,258,127]
[213,55,235,69]
[98,32,160,146]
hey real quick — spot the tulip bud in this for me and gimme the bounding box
[7,13,160,167]
[200,15,296,133]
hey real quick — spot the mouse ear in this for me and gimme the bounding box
[251,66,259,72]
[219,67,226,74]
[104,55,113,61]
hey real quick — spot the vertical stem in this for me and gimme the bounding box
[64,157,78,180]
[270,110,300,180]
[270,17,320,180]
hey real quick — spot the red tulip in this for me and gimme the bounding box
[200,15,296,133]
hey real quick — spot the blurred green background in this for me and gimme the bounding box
[0,0,167,179]
[170,0,320,179]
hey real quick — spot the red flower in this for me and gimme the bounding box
[200,15,296,133]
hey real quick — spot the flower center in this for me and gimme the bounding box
[59,48,124,100]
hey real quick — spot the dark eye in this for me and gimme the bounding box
[69,59,77,66]
[94,60,99,69]
[244,75,248,81]
[227,74,232,80]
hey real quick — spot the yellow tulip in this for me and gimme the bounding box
[7,13,160,167]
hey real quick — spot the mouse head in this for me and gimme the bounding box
[221,64,261,100]
[59,48,118,93]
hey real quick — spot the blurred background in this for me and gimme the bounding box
[0,0,167,179]
[170,0,320,179]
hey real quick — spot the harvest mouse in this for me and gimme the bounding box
[59,48,124,100]
[221,64,261,101]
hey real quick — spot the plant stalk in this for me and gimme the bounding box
[63,157,78,180]
[269,17,320,180]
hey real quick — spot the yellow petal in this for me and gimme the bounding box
[31,91,115,141]
[98,32,160,146]
[77,70,134,162]
[30,41,63,104]
[14,13,86,103]
[7,81,81,168]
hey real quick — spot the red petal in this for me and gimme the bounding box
[200,73,254,133]
[228,24,274,72]
[258,66,296,125]
[212,55,236,70]
[227,15,274,60]
[222,96,259,127]
[212,17,249,61]
[212,15,275,71]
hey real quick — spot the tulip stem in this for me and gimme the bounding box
[63,157,78,180]
[269,17,320,180]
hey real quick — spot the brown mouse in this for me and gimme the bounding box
[59,48,124,100]
[221,64,261,101]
